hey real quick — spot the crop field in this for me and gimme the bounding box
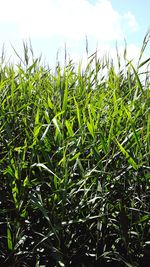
[0,34,150,266]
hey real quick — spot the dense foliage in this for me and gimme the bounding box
[0,36,150,266]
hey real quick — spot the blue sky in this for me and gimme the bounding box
[0,0,149,68]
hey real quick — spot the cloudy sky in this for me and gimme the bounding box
[0,0,150,67]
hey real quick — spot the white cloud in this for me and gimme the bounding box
[0,0,142,69]
[0,0,138,41]
[123,11,138,32]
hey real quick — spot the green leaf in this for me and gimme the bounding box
[116,139,138,170]
[65,119,74,136]
[129,61,144,93]
[31,163,60,179]
[7,223,13,251]
[138,57,150,69]
[87,121,94,138]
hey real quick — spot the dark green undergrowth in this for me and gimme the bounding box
[0,35,150,267]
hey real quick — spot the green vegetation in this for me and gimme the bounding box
[0,34,150,267]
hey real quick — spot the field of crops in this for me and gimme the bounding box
[0,35,150,266]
